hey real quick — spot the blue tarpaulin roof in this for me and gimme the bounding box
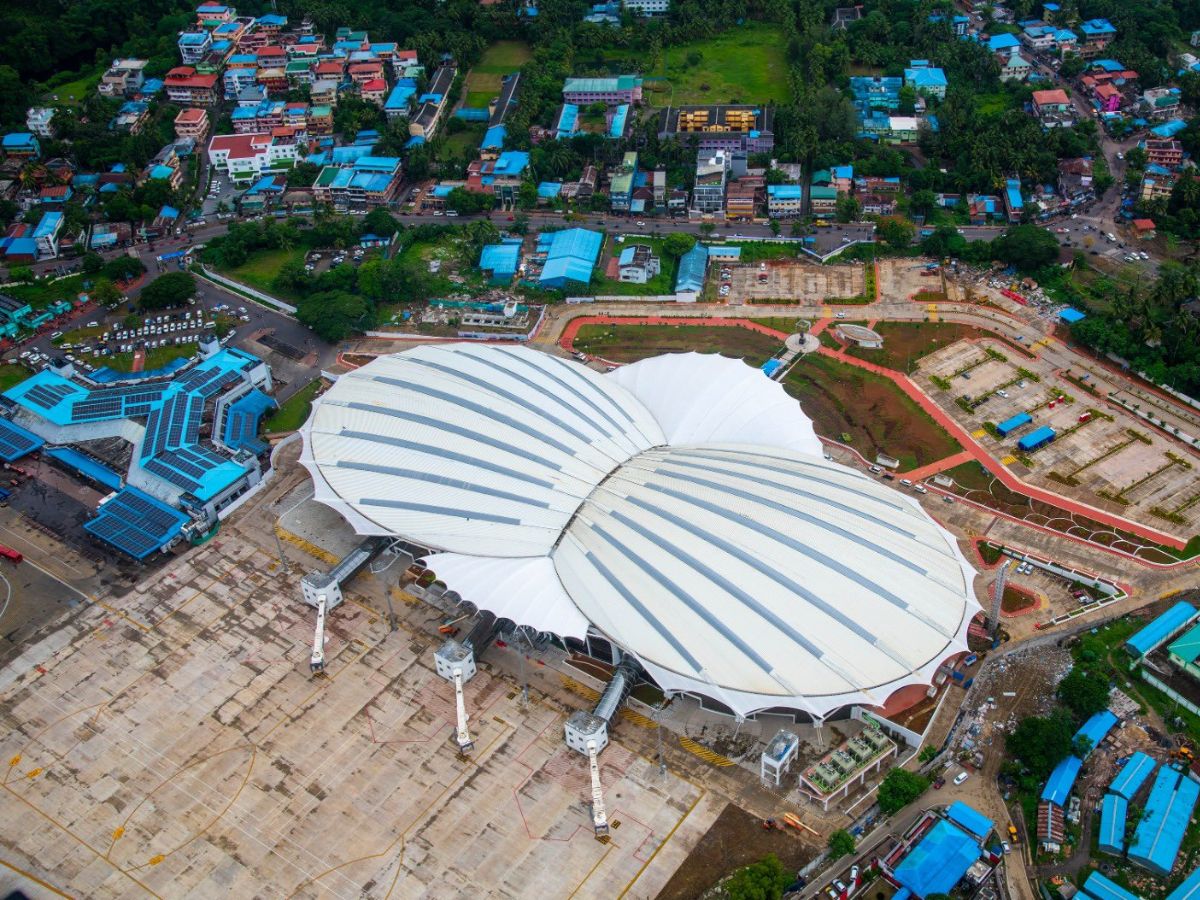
[1041,755,1082,805]
[537,181,562,198]
[1126,602,1199,657]
[945,802,993,839]
[1018,425,1056,451]
[1109,751,1156,799]
[1060,307,1086,324]
[891,818,981,898]
[997,412,1032,436]
[1075,710,1117,757]
[762,359,782,377]
[481,124,507,150]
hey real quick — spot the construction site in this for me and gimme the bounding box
[728,260,865,303]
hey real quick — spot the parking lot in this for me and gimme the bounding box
[729,261,864,304]
[915,337,1200,535]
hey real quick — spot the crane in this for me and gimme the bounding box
[587,740,608,837]
[309,594,327,675]
[453,667,474,753]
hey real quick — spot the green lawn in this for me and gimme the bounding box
[441,123,486,158]
[572,324,783,366]
[975,92,1015,116]
[5,274,87,310]
[265,378,323,433]
[0,365,30,393]
[473,41,532,73]
[45,70,100,105]
[53,324,106,346]
[649,25,792,106]
[104,343,197,373]
[464,91,496,109]
[592,237,680,296]
[217,248,306,297]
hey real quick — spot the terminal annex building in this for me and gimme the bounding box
[301,344,981,721]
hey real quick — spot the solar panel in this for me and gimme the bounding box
[0,419,43,461]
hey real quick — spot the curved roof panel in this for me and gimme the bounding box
[301,345,980,717]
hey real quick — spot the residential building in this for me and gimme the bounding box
[174,108,210,141]
[1000,53,1033,82]
[1032,88,1074,127]
[196,2,235,26]
[1021,24,1058,52]
[725,182,758,220]
[1078,18,1116,57]
[310,79,338,107]
[691,151,730,214]
[562,76,643,105]
[385,81,418,120]
[968,193,1003,224]
[617,244,661,283]
[831,5,862,28]
[987,33,1022,56]
[465,151,529,207]
[361,78,387,105]
[312,155,403,209]
[1,133,40,159]
[810,185,837,219]
[38,185,71,208]
[860,193,897,215]
[559,165,597,203]
[223,66,259,99]
[165,66,220,104]
[1057,157,1094,205]
[1144,139,1183,168]
[25,108,55,138]
[623,0,669,12]
[207,132,298,183]
[658,105,774,153]
[904,60,947,100]
[850,75,902,113]
[178,30,213,64]
[409,64,456,139]
[98,59,148,97]
[1141,87,1182,119]
[307,105,333,136]
[32,211,63,259]
[1141,164,1176,202]
[609,152,639,212]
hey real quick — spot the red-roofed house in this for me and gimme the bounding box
[207,132,299,183]
[174,107,211,141]
[349,61,384,84]
[361,78,387,105]
[1032,89,1074,126]
[1132,218,1156,238]
[1093,82,1122,112]
[314,60,345,80]
[165,66,220,105]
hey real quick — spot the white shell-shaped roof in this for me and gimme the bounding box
[301,344,980,718]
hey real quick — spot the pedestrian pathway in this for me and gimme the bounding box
[903,449,975,482]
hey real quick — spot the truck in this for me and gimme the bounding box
[0,544,22,564]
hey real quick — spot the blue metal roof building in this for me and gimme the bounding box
[1129,767,1199,875]
[1109,751,1156,799]
[1075,710,1117,758]
[996,412,1032,437]
[1041,756,1082,806]
[988,33,1021,53]
[890,818,983,898]
[1083,872,1141,900]
[0,418,44,461]
[1080,18,1117,37]
[945,801,993,839]
[1018,425,1055,452]
[556,104,579,139]
[481,124,507,151]
[675,244,709,294]
[1167,866,1200,900]
[84,487,188,560]
[537,228,602,289]
[1126,602,1199,659]
[44,446,123,491]
[1060,307,1086,324]
[537,182,562,199]
[480,242,521,283]
[1098,793,1127,855]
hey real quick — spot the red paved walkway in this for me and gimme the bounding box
[816,345,1186,550]
[904,450,974,482]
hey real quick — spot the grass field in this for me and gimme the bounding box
[463,41,530,107]
[750,317,806,335]
[572,324,783,366]
[975,91,1015,116]
[441,123,486,158]
[52,325,107,346]
[217,248,306,298]
[645,25,791,106]
[5,274,86,310]
[45,70,100,105]
[784,353,961,469]
[265,378,323,433]
[105,343,197,373]
[592,237,679,296]
[846,322,990,373]
[0,365,30,393]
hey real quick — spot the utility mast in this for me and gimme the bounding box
[453,667,474,753]
[587,740,608,837]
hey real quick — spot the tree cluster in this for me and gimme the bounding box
[876,768,929,815]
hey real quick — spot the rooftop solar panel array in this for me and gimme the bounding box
[71,384,170,423]
[84,488,187,560]
[0,418,44,461]
[24,382,79,411]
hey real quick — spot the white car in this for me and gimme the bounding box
[954,771,969,785]
[835,311,847,319]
